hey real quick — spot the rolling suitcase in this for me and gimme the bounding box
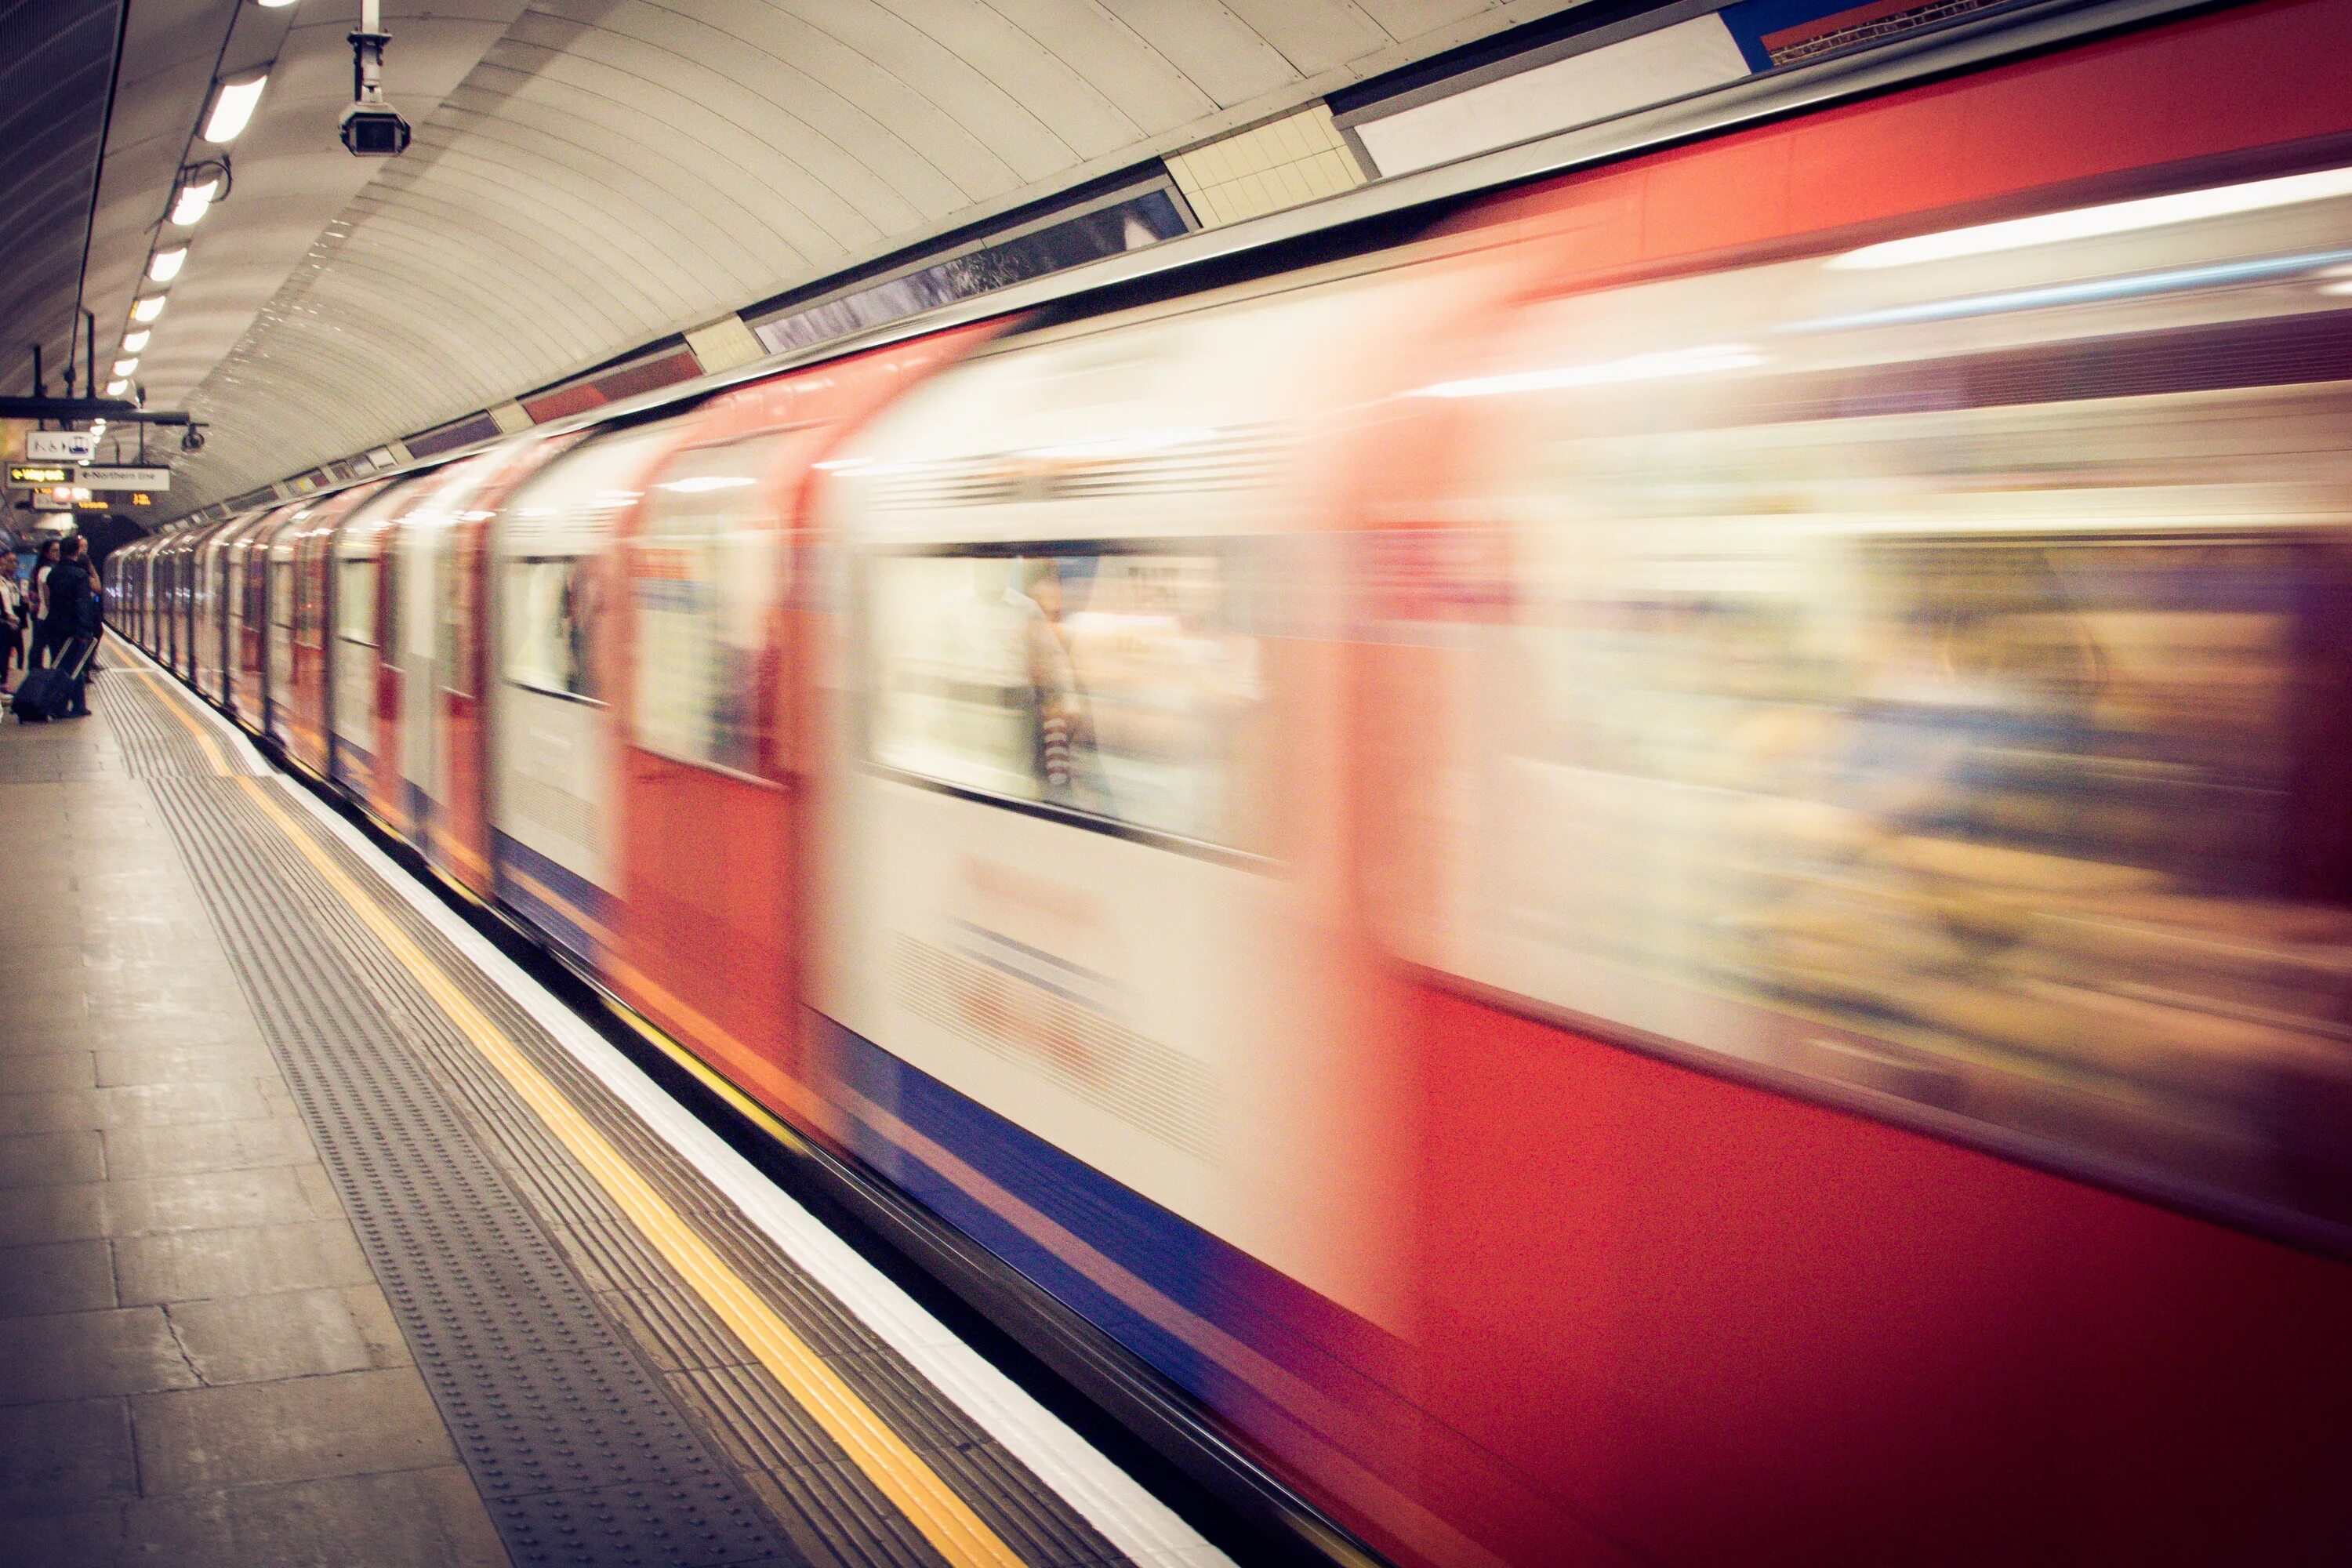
[12,637,94,723]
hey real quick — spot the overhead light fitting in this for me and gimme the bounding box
[105,379,129,397]
[149,247,187,283]
[112,358,138,377]
[122,329,150,353]
[170,176,220,227]
[203,75,268,143]
[132,296,166,324]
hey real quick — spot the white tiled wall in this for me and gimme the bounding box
[685,313,766,374]
[1165,104,1369,229]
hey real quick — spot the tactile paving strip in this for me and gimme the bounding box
[143,764,796,1568]
[98,657,222,780]
[106,662,1135,1568]
[274,795,1134,1568]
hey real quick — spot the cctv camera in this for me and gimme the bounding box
[339,102,411,157]
[180,425,206,453]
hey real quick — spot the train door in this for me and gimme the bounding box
[434,435,581,900]
[370,506,404,831]
[208,519,245,707]
[234,506,293,731]
[223,508,280,726]
[294,485,384,779]
[486,419,688,964]
[194,519,237,703]
[191,525,216,698]
[264,507,311,752]
[162,536,183,673]
[394,468,470,850]
[328,481,414,805]
[607,327,992,1134]
[612,423,804,1110]
[170,537,191,674]
[810,266,1464,1536]
[219,509,278,711]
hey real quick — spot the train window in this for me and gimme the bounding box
[503,555,600,702]
[438,550,470,698]
[270,561,293,630]
[336,559,378,646]
[1385,163,2352,1228]
[629,436,789,779]
[867,546,1265,850]
[296,552,321,644]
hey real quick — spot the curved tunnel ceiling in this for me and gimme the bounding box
[0,0,125,403]
[64,0,1581,513]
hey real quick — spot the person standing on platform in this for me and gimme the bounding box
[71,537,100,606]
[43,542,96,718]
[29,539,62,669]
[0,559,23,689]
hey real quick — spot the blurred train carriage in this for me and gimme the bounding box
[107,1,2352,1563]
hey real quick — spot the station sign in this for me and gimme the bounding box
[7,463,71,486]
[78,465,170,492]
[24,430,96,463]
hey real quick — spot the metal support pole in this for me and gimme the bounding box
[353,0,387,103]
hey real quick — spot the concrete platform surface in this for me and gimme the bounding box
[0,687,508,1566]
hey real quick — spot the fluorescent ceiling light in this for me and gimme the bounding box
[256,0,297,7]
[1412,344,1765,398]
[170,177,220,227]
[105,379,129,396]
[132,296,166,323]
[203,75,268,143]
[149,247,187,282]
[1831,164,2352,270]
[122,329,150,353]
[112,358,138,376]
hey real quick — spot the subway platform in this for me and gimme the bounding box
[0,643,1222,1568]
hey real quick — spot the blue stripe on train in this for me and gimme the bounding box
[491,828,607,967]
[818,1015,1382,1411]
[332,733,374,792]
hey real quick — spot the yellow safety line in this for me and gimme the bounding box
[606,990,824,1158]
[128,666,237,777]
[132,659,1031,1568]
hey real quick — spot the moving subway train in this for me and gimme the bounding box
[111,2,2352,1561]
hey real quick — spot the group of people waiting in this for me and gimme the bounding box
[0,536,102,717]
